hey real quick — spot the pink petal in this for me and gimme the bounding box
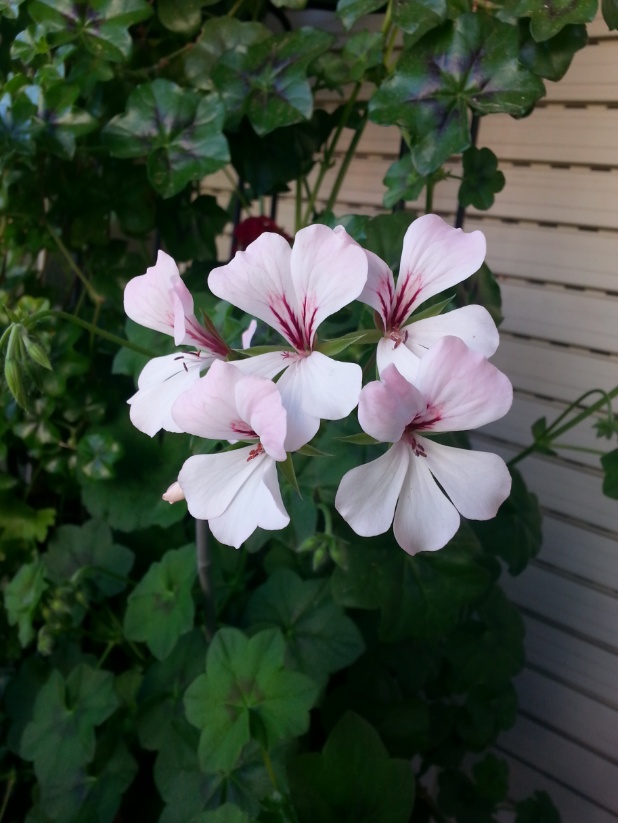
[393,452,461,555]
[124,250,186,339]
[335,441,410,537]
[171,360,247,441]
[289,224,368,344]
[128,352,209,437]
[391,215,486,327]
[231,350,291,380]
[276,352,362,451]
[413,336,513,432]
[162,481,185,504]
[241,319,258,349]
[358,365,424,443]
[421,437,512,520]
[234,374,287,461]
[403,305,499,359]
[357,250,395,327]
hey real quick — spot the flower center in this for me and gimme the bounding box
[387,327,408,349]
[247,443,265,462]
[405,432,427,457]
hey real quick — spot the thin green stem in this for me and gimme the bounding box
[0,326,11,352]
[553,444,607,456]
[0,769,16,823]
[261,747,278,791]
[33,310,155,357]
[317,502,333,536]
[223,167,251,210]
[45,222,102,305]
[302,82,362,226]
[324,109,368,214]
[545,388,614,439]
[227,0,244,16]
[97,641,116,670]
[295,177,303,234]
[383,21,399,70]
[425,178,435,214]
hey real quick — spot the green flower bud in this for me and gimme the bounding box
[22,332,52,371]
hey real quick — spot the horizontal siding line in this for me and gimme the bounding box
[531,556,618,600]
[512,385,609,412]
[516,707,618,770]
[514,603,618,658]
[538,507,618,544]
[498,272,618,299]
[468,213,618,236]
[524,659,618,714]
[495,742,618,818]
[499,329,618,361]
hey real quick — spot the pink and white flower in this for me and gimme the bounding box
[124,250,229,437]
[335,336,513,555]
[359,214,499,382]
[208,224,368,451]
[171,360,290,548]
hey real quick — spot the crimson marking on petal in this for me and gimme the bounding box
[377,277,395,323]
[268,294,308,351]
[185,317,229,356]
[301,294,318,347]
[406,433,427,457]
[247,443,265,461]
[231,420,258,438]
[389,272,421,329]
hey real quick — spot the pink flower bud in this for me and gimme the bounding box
[162,481,185,504]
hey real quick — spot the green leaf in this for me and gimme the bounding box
[296,443,332,457]
[0,0,26,19]
[603,0,618,29]
[76,431,124,480]
[103,80,229,197]
[44,519,134,597]
[471,469,542,574]
[601,449,618,499]
[0,494,55,546]
[369,14,545,174]
[4,560,48,646]
[159,193,229,262]
[317,328,382,356]
[212,28,334,135]
[383,154,428,209]
[332,525,494,641]
[247,569,364,687]
[515,791,561,823]
[184,627,318,772]
[337,432,379,446]
[455,262,503,326]
[362,212,415,271]
[519,22,588,82]
[20,664,119,784]
[158,0,202,34]
[288,712,415,823]
[506,0,597,41]
[336,0,385,30]
[459,146,505,211]
[437,769,495,823]
[473,754,510,804]
[189,804,251,823]
[409,293,454,322]
[184,18,270,92]
[393,0,447,40]
[124,544,197,661]
[278,453,300,495]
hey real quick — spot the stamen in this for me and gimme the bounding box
[247,443,265,462]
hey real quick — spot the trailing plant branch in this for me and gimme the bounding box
[32,311,156,357]
[45,222,103,306]
[196,518,216,642]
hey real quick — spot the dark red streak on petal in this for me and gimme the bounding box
[269,294,309,352]
[231,421,258,438]
[388,272,421,330]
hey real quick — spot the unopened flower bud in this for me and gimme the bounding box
[162,481,185,504]
[22,331,52,371]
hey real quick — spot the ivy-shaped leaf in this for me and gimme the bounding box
[499,0,597,41]
[603,0,618,29]
[369,14,545,174]
[103,79,230,197]
[515,791,561,823]
[392,0,447,41]
[157,0,202,34]
[336,0,384,30]
[184,627,318,773]
[519,22,588,82]
[288,712,415,823]
[76,431,124,480]
[247,568,364,687]
[4,560,48,646]
[20,664,119,784]
[601,449,618,499]
[123,545,196,661]
[382,153,427,209]
[189,804,251,823]
[212,28,334,136]
[44,519,134,597]
[458,146,505,211]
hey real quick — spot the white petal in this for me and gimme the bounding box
[231,351,291,380]
[234,374,287,461]
[289,224,368,342]
[335,441,410,537]
[208,233,300,345]
[241,319,258,349]
[358,366,424,443]
[357,250,395,327]
[393,453,461,555]
[124,250,185,338]
[421,437,512,521]
[206,456,289,549]
[128,353,208,437]
[404,305,499,359]
[376,337,421,384]
[178,447,266,521]
[276,352,362,451]
[393,215,486,326]
[414,336,513,432]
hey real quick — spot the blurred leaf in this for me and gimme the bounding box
[369,14,544,174]
[288,712,415,823]
[44,519,134,597]
[159,193,229,262]
[500,0,597,41]
[184,627,318,772]
[383,154,427,209]
[455,262,503,326]
[459,146,505,211]
[247,568,364,687]
[519,22,588,81]
[515,791,561,823]
[4,560,48,647]
[103,79,229,197]
[0,494,55,545]
[393,0,447,40]
[473,754,510,804]
[189,804,251,823]
[362,212,414,271]
[603,0,618,29]
[158,0,202,34]
[437,769,495,823]
[77,431,124,480]
[336,0,384,30]
[20,664,119,784]
[124,544,196,661]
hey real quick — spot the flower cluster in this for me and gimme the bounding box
[124,215,512,553]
